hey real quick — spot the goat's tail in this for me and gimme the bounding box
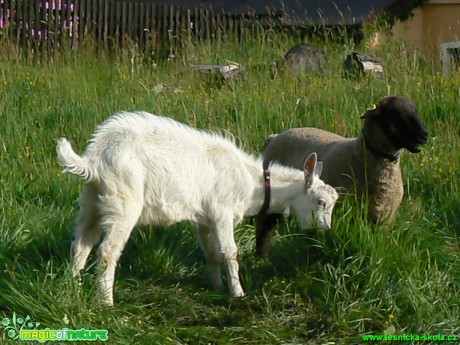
[56,138,96,183]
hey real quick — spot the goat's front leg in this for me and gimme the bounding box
[213,219,244,297]
[196,225,224,290]
[225,252,244,297]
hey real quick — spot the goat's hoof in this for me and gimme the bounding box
[230,289,245,298]
[100,299,114,308]
[98,292,114,307]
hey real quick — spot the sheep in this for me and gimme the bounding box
[56,111,339,306]
[256,96,428,257]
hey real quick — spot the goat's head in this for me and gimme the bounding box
[361,96,428,154]
[289,152,339,230]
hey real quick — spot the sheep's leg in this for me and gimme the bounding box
[71,184,102,277]
[96,197,142,306]
[255,214,282,258]
[212,218,244,297]
[196,225,224,290]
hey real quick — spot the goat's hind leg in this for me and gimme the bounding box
[71,184,102,277]
[96,196,142,306]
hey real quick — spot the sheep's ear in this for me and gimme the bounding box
[304,152,318,188]
[315,161,323,177]
[265,133,278,147]
[360,104,381,119]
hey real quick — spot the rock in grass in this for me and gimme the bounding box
[282,44,325,74]
[344,52,384,78]
[192,60,244,81]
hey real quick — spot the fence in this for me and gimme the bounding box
[0,0,254,55]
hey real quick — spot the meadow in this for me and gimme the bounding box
[0,29,459,344]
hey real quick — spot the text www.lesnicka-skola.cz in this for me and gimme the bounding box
[362,333,458,342]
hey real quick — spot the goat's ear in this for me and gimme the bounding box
[304,152,318,188]
[361,104,381,119]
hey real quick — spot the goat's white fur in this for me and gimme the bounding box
[57,111,338,305]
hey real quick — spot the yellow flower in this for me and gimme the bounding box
[24,146,31,158]
[388,314,394,319]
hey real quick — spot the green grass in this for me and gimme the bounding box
[0,30,459,344]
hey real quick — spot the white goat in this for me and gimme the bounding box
[57,111,338,306]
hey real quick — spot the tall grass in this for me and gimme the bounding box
[0,29,459,344]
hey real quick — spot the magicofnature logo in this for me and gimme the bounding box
[2,312,108,342]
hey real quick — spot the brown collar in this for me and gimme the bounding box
[361,130,398,163]
[258,165,271,215]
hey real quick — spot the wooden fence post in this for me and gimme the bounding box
[0,0,267,58]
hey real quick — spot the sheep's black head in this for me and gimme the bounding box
[361,96,428,153]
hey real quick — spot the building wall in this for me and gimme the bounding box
[391,0,460,61]
[391,7,424,51]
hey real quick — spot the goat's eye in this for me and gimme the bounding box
[318,199,326,208]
